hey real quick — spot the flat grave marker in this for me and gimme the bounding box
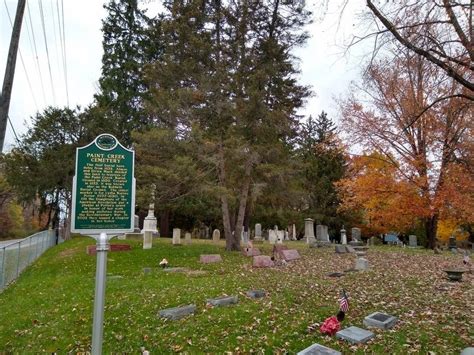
[280,249,301,261]
[246,290,266,298]
[363,312,398,330]
[297,343,342,355]
[336,326,374,344]
[159,304,197,320]
[200,254,223,263]
[206,295,238,307]
[253,255,274,268]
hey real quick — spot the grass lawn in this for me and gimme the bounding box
[0,237,472,353]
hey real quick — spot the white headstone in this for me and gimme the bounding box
[143,230,152,249]
[212,229,220,243]
[316,225,329,242]
[305,218,316,244]
[254,223,263,241]
[324,225,329,241]
[352,228,362,241]
[268,230,278,244]
[241,230,249,244]
[277,230,284,244]
[134,215,140,232]
[355,257,369,270]
[142,186,158,233]
[172,228,181,245]
[409,235,417,247]
[292,224,296,240]
[284,231,289,241]
[340,226,347,245]
[184,232,192,245]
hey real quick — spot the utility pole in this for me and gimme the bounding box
[0,0,27,152]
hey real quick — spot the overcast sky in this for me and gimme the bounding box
[1,0,368,150]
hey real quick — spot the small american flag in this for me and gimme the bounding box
[339,289,349,312]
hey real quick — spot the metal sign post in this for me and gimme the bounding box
[71,134,135,354]
[92,232,109,355]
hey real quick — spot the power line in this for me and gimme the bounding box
[3,0,39,111]
[27,1,47,105]
[58,0,69,106]
[7,115,20,144]
[38,0,56,104]
[50,0,61,77]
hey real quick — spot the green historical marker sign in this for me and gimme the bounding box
[71,134,135,234]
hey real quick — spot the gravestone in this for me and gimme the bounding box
[280,249,301,261]
[297,343,342,355]
[292,224,297,240]
[241,230,249,244]
[316,224,330,243]
[461,348,474,355]
[305,218,316,244]
[143,231,152,249]
[351,228,361,241]
[206,295,238,307]
[363,312,398,330]
[277,230,285,244]
[212,229,220,243]
[142,185,158,234]
[336,326,374,344]
[268,230,278,244]
[284,231,289,241]
[172,228,181,245]
[254,223,263,242]
[340,226,347,245]
[335,245,347,254]
[158,304,196,320]
[253,255,274,268]
[184,232,192,245]
[134,215,140,233]
[346,245,356,253]
[409,235,417,247]
[246,290,266,298]
[448,236,457,250]
[200,254,222,263]
[355,257,369,270]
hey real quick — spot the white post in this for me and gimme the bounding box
[92,232,109,355]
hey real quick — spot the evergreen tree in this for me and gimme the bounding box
[144,0,311,250]
[96,0,162,144]
[298,111,347,235]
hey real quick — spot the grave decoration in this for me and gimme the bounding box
[159,258,169,268]
[319,289,349,336]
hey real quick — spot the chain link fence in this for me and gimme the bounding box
[0,230,60,291]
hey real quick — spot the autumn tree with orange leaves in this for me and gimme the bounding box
[338,49,473,248]
[336,152,427,237]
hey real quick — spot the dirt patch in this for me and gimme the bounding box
[58,247,80,258]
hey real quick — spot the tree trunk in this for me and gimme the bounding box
[160,209,170,238]
[233,162,252,250]
[425,214,439,249]
[218,142,237,250]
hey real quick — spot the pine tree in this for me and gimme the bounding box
[298,111,347,233]
[143,0,311,250]
[96,0,161,144]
